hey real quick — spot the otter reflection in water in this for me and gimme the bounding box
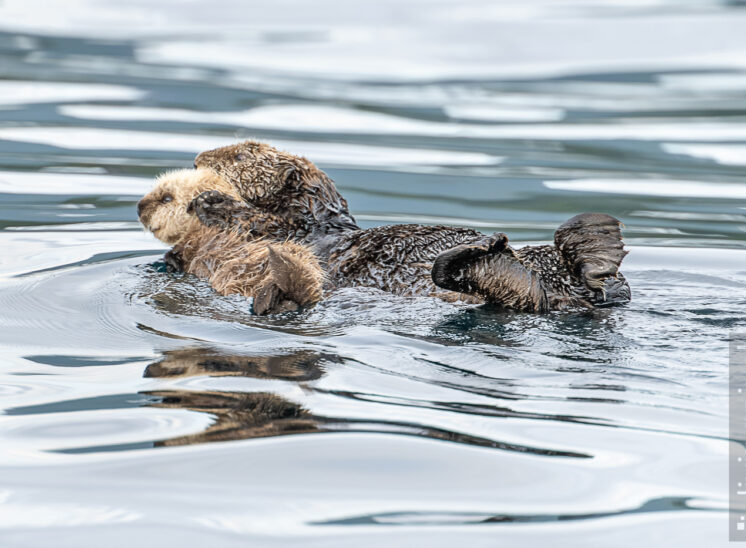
[146,390,320,447]
[142,347,329,447]
[141,347,588,457]
[143,347,330,382]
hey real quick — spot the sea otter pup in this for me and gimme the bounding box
[188,142,630,312]
[137,168,324,314]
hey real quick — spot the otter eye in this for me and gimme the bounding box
[162,195,173,203]
[235,153,247,162]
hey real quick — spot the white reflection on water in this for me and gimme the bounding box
[664,143,746,166]
[544,179,746,199]
[53,104,746,141]
[0,82,144,106]
[0,128,502,168]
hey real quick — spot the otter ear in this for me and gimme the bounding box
[277,161,298,188]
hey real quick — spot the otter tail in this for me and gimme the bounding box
[431,233,549,312]
[553,213,630,303]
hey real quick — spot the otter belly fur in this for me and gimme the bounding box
[137,168,325,315]
[169,227,324,314]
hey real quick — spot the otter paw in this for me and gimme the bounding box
[164,248,184,273]
[253,282,301,316]
[481,232,509,254]
[452,232,510,262]
[188,190,240,229]
[431,233,512,294]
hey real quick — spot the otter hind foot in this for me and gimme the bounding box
[554,212,630,303]
[432,233,548,312]
[431,232,509,293]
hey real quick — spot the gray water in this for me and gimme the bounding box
[0,1,745,546]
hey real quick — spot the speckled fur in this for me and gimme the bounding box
[194,141,358,241]
[323,224,486,302]
[171,226,324,311]
[179,143,632,312]
[137,168,325,313]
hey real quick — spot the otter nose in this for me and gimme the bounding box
[137,199,145,217]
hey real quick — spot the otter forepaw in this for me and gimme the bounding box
[484,232,509,254]
[431,233,510,293]
[189,190,243,229]
[253,281,301,316]
[164,248,184,273]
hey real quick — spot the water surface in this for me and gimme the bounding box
[0,1,745,546]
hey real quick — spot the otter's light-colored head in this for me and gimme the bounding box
[137,168,240,245]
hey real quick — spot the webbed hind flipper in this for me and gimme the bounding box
[554,213,629,298]
[431,233,548,312]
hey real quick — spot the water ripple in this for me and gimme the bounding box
[0,1,743,545]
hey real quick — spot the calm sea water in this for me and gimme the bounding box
[1,1,745,546]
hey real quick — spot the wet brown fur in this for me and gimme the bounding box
[171,226,324,312]
[137,168,324,313]
[194,140,358,241]
[190,143,630,312]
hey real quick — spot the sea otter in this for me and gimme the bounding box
[185,141,630,312]
[193,140,358,243]
[137,168,325,314]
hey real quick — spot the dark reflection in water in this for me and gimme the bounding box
[144,388,590,457]
[312,386,620,424]
[143,347,330,381]
[428,304,629,359]
[312,496,718,526]
[147,390,320,447]
[138,347,590,457]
